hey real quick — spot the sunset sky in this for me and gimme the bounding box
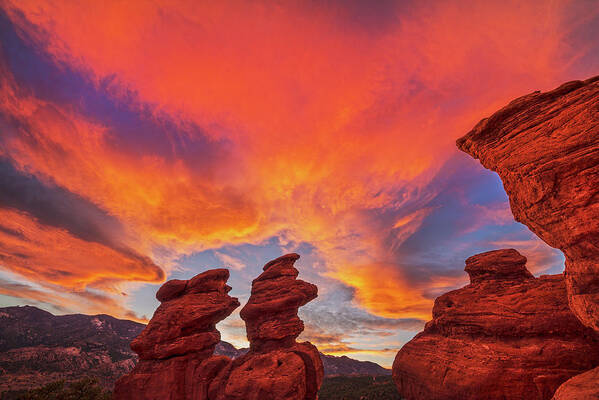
[1,0,598,367]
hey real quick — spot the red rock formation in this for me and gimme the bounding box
[457,76,599,399]
[456,76,599,332]
[241,253,318,351]
[392,249,599,400]
[113,269,239,400]
[552,367,599,400]
[207,253,324,400]
[114,254,323,400]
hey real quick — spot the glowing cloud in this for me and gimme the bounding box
[0,0,597,366]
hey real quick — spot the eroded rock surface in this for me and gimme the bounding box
[552,366,599,400]
[392,249,599,400]
[113,269,239,400]
[457,76,599,399]
[456,76,599,331]
[241,253,318,351]
[207,253,324,400]
[114,254,323,400]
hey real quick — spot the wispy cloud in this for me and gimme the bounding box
[214,252,246,271]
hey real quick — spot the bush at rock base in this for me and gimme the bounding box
[1,377,111,400]
[319,375,402,400]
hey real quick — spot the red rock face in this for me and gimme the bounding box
[456,76,599,332]
[240,253,318,351]
[208,254,324,400]
[392,249,599,400]
[552,366,599,400]
[457,76,599,399]
[113,269,240,400]
[114,254,323,400]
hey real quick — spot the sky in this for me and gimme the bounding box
[0,0,598,368]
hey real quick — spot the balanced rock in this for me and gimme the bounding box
[392,249,599,400]
[241,253,318,351]
[464,248,532,283]
[113,269,239,400]
[207,254,324,400]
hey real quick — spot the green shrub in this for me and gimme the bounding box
[4,378,111,400]
[318,375,402,400]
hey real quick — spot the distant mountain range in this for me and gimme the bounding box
[0,305,141,394]
[0,305,389,394]
[213,339,390,378]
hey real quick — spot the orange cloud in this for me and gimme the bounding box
[299,322,402,368]
[327,263,466,320]
[0,62,261,257]
[3,1,580,193]
[0,208,163,291]
[0,0,595,324]
[0,271,149,322]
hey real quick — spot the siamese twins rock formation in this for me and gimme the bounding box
[114,254,323,400]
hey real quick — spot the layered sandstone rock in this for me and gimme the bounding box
[392,249,599,400]
[241,253,318,351]
[456,76,599,331]
[457,76,599,399]
[113,269,240,400]
[114,254,323,400]
[552,367,599,400]
[207,253,324,400]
